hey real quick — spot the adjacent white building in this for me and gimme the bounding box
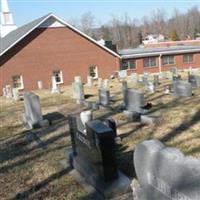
[142,34,165,45]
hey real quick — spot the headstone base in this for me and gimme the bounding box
[71,154,132,199]
[22,113,49,129]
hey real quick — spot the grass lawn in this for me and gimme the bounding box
[0,71,200,199]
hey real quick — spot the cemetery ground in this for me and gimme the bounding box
[0,72,200,200]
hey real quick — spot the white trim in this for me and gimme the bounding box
[1,13,120,58]
[12,75,24,90]
[53,69,63,84]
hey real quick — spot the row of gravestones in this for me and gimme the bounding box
[68,112,200,199]
[2,85,21,101]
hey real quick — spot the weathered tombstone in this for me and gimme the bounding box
[164,85,170,94]
[118,70,127,80]
[98,89,110,106]
[188,66,193,75]
[37,81,43,89]
[2,88,7,96]
[103,79,109,89]
[173,81,192,97]
[147,82,155,93]
[72,82,85,104]
[74,76,82,83]
[5,85,13,99]
[153,75,159,88]
[188,74,200,88]
[133,139,200,200]
[51,76,60,93]
[86,76,93,87]
[170,67,177,76]
[97,78,103,88]
[131,73,139,83]
[68,117,131,198]
[22,92,49,129]
[12,88,20,101]
[124,89,145,113]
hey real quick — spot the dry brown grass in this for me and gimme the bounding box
[0,71,200,199]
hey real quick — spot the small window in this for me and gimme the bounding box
[53,70,63,84]
[121,60,136,70]
[89,65,98,79]
[12,75,24,89]
[162,56,175,65]
[144,57,156,68]
[183,54,194,63]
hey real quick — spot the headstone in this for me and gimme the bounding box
[133,139,200,200]
[68,117,131,198]
[164,86,170,94]
[188,75,200,88]
[147,82,155,93]
[98,89,110,106]
[5,85,12,98]
[73,82,85,104]
[173,81,192,97]
[86,76,93,87]
[153,75,159,88]
[188,66,193,75]
[118,70,127,80]
[170,67,177,76]
[80,110,92,133]
[22,92,49,129]
[37,81,43,89]
[12,88,20,101]
[97,78,103,88]
[2,88,7,96]
[173,75,181,82]
[51,76,60,93]
[123,89,145,113]
[140,115,160,125]
[103,79,109,89]
[138,75,143,82]
[131,73,139,83]
[74,76,82,83]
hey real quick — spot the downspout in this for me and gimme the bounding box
[159,54,162,73]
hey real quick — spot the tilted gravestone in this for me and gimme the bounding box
[68,117,131,198]
[173,81,192,97]
[98,89,110,106]
[22,92,49,129]
[72,82,85,104]
[133,139,200,200]
[123,89,145,113]
[188,75,200,88]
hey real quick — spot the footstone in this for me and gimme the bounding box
[68,117,131,199]
[173,81,192,97]
[188,75,200,88]
[133,140,200,200]
[22,92,49,129]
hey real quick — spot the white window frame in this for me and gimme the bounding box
[89,65,98,79]
[12,75,24,90]
[183,54,194,64]
[162,55,175,65]
[144,57,157,68]
[121,60,137,70]
[53,70,63,84]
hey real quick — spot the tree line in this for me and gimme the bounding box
[69,6,200,49]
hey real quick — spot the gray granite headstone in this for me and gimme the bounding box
[133,139,200,200]
[173,81,192,97]
[188,75,200,88]
[5,85,13,99]
[123,89,145,113]
[73,82,85,104]
[98,89,110,106]
[12,88,20,101]
[22,92,49,129]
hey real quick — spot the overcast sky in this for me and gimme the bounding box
[7,0,200,27]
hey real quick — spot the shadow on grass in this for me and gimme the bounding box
[12,166,71,200]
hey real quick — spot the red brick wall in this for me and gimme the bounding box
[124,52,200,74]
[0,27,120,95]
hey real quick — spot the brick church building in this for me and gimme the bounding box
[0,2,120,95]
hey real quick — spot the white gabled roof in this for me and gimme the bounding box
[0,13,120,58]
